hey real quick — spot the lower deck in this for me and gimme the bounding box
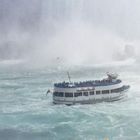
[53,85,130,105]
[53,94,126,105]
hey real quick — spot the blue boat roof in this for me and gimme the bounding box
[54,79,122,88]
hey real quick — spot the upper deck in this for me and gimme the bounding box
[54,79,122,88]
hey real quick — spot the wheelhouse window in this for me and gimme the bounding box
[96,91,100,95]
[90,91,94,95]
[74,92,82,97]
[65,92,73,97]
[54,92,64,97]
[102,90,109,94]
[83,92,88,96]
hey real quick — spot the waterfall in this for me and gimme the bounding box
[0,0,139,67]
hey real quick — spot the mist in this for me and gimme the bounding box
[0,0,140,68]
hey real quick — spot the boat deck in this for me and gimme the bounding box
[54,79,122,88]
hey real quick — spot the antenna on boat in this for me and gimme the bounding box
[67,71,71,83]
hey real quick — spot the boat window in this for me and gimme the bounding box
[53,92,58,96]
[102,90,109,94]
[65,92,73,97]
[111,89,115,93]
[113,88,117,93]
[74,92,82,97]
[96,91,100,95]
[111,87,123,93]
[83,92,88,96]
[90,91,94,95]
[59,92,64,97]
[54,92,64,97]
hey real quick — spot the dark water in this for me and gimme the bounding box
[0,64,139,140]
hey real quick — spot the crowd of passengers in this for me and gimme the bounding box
[54,79,121,88]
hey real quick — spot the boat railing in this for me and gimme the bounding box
[54,79,122,88]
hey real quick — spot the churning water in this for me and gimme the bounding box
[0,62,140,140]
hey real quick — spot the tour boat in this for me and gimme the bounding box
[51,73,130,105]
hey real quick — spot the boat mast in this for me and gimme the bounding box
[67,72,71,83]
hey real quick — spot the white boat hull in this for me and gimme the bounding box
[53,89,128,105]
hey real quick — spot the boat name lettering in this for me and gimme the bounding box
[77,87,95,92]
